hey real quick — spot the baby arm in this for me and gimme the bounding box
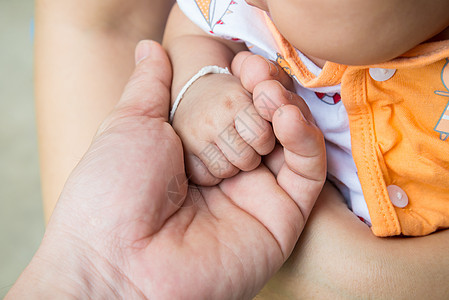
[164,4,275,185]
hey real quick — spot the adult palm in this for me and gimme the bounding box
[13,42,324,300]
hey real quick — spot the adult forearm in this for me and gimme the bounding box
[6,233,145,299]
[35,0,174,222]
[257,183,449,299]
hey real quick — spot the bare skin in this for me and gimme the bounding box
[164,0,449,185]
[233,51,449,299]
[8,41,325,300]
[246,0,449,65]
[35,0,175,222]
[164,5,326,189]
[164,1,449,294]
[33,0,449,297]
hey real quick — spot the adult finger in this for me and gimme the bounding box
[262,144,284,175]
[70,41,186,237]
[219,164,304,260]
[273,105,327,220]
[99,40,173,133]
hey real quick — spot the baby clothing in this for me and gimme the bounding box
[177,0,449,236]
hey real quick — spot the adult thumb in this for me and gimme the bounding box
[100,40,172,133]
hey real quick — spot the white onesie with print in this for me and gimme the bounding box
[177,0,371,224]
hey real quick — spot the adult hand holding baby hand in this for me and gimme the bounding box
[232,51,327,219]
[7,42,325,299]
[172,71,276,186]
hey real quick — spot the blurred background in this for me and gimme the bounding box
[0,0,45,297]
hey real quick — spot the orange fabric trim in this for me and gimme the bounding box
[263,12,449,236]
[341,68,401,236]
[264,15,346,88]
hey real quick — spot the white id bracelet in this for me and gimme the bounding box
[169,65,231,124]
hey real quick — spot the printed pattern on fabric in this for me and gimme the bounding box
[177,0,370,224]
[342,54,449,236]
[434,58,449,141]
[193,0,239,36]
[178,0,449,236]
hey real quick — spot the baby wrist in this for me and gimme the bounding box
[170,66,231,123]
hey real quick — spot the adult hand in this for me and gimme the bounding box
[7,41,322,299]
[232,51,326,221]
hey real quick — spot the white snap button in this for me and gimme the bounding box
[369,68,396,81]
[387,185,408,208]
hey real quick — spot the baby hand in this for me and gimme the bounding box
[172,73,275,186]
[232,52,327,217]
